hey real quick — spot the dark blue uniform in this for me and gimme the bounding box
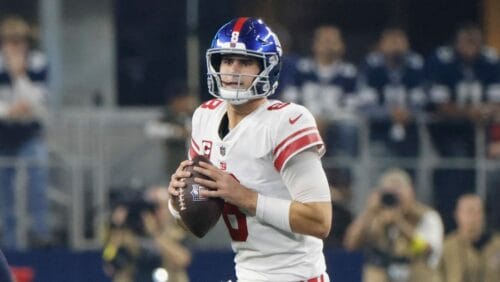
[283,58,359,157]
[426,46,500,108]
[360,51,426,157]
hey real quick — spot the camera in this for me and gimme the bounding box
[104,188,163,280]
[380,191,399,207]
[109,188,159,236]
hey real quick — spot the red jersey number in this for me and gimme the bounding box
[221,173,248,241]
[267,102,290,111]
[200,99,223,110]
[222,203,248,242]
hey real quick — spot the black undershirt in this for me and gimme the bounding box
[218,113,230,139]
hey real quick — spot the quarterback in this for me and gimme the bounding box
[168,17,332,282]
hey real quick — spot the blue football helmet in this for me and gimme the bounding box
[206,17,282,104]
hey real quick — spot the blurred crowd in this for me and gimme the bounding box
[278,22,500,235]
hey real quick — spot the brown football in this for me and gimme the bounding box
[172,155,224,238]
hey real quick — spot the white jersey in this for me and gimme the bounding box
[190,98,327,281]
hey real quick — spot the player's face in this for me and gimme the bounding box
[219,55,261,91]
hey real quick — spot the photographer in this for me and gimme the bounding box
[344,168,444,282]
[102,187,191,282]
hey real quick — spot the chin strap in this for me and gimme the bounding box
[227,98,249,105]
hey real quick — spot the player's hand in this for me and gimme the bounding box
[194,161,257,214]
[167,160,193,198]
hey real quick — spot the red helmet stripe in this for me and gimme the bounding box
[232,17,249,33]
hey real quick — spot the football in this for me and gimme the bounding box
[172,155,224,238]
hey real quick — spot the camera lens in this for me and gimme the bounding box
[381,192,399,207]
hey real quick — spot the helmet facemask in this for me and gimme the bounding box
[206,49,280,104]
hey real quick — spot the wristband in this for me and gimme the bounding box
[256,194,292,233]
[168,198,181,220]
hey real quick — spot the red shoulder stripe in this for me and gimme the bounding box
[273,127,316,156]
[274,133,323,171]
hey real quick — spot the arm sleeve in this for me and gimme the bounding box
[280,149,331,203]
[272,105,324,171]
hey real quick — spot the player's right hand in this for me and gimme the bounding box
[167,160,193,197]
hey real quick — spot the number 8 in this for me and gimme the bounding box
[222,203,248,242]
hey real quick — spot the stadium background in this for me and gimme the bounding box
[0,0,499,281]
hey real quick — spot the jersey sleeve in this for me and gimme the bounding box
[188,106,202,159]
[271,104,325,172]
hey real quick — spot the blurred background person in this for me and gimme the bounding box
[323,171,353,249]
[102,186,191,282]
[144,81,198,175]
[425,24,500,233]
[282,25,359,157]
[0,15,50,249]
[439,194,500,282]
[359,27,425,161]
[344,168,443,282]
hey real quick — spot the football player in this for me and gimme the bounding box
[168,18,332,281]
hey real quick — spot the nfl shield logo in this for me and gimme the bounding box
[191,184,207,201]
[220,145,226,156]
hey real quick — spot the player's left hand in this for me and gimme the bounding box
[194,161,257,215]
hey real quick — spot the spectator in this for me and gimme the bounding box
[439,194,500,282]
[102,186,191,282]
[144,82,198,175]
[359,27,425,159]
[0,16,50,249]
[282,25,359,157]
[344,168,443,282]
[323,173,353,249]
[425,24,500,232]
